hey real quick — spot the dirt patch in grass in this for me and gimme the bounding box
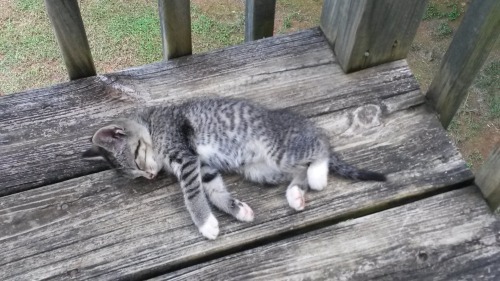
[192,0,243,22]
[0,1,15,23]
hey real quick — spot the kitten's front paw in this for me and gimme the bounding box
[235,201,254,222]
[286,185,305,211]
[199,214,219,240]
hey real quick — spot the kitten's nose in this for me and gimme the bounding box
[146,172,156,179]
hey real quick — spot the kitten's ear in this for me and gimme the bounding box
[82,146,104,161]
[91,125,126,151]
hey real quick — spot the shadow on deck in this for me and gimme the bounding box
[0,27,499,280]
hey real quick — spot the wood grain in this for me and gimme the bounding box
[158,0,192,59]
[158,187,500,281]
[0,28,425,196]
[44,0,96,80]
[0,102,473,280]
[426,0,500,128]
[476,144,500,212]
[320,0,428,73]
[245,0,276,42]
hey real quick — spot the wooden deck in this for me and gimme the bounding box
[0,28,498,280]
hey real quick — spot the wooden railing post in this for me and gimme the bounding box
[320,0,428,73]
[158,0,192,59]
[45,0,96,80]
[476,144,500,213]
[245,0,276,42]
[426,0,500,129]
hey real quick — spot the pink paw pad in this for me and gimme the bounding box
[286,185,305,211]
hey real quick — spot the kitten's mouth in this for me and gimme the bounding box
[145,172,157,179]
[139,170,157,180]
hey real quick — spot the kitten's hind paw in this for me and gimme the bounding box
[234,201,254,222]
[199,214,219,240]
[286,185,305,211]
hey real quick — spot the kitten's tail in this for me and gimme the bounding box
[328,154,386,182]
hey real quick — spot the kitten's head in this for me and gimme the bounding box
[83,120,160,179]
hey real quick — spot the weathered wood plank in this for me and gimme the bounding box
[245,0,277,42]
[0,28,425,196]
[158,0,192,59]
[320,0,428,73]
[158,187,500,281]
[426,0,500,128]
[45,0,96,80]
[0,102,473,280]
[476,144,500,212]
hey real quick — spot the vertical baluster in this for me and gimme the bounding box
[245,0,276,42]
[426,0,500,128]
[320,0,428,73]
[476,144,500,213]
[158,0,192,59]
[45,0,96,80]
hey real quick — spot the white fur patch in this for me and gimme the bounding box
[199,213,219,240]
[286,185,305,211]
[243,161,280,183]
[235,201,255,222]
[307,159,329,191]
[203,174,224,191]
[196,144,218,162]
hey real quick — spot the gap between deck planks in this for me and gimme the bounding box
[158,186,500,281]
[0,105,472,280]
[0,28,475,280]
[2,28,420,196]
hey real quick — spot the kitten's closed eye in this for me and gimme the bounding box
[133,140,159,179]
[134,140,146,170]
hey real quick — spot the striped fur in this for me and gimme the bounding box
[83,98,385,239]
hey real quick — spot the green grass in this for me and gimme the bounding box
[281,12,302,31]
[191,5,244,53]
[466,150,483,169]
[434,22,453,38]
[423,3,443,20]
[107,13,160,62]
[0,12,58,67]
[81,0,162,65]
[449,113,482,143]
[14,0,43,11]
[423,1,462,21]
[475,61,500,118]
[0,1,61,94]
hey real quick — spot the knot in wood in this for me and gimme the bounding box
[417,251,428,262]
[57,203,69,210]
[354,104,382,126]
[67,268,79,278]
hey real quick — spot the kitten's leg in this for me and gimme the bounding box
[170,154,219,240]
[201,165,254,222]
[286,168,308,211]
[307,158,329,191]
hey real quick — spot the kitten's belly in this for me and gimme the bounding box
[242,162,286,184]
[196,143,286,184]
[196,144,240,170]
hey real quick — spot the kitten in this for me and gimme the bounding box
[83,98,386,240]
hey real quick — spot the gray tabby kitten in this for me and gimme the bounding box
[83,98,385,240]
